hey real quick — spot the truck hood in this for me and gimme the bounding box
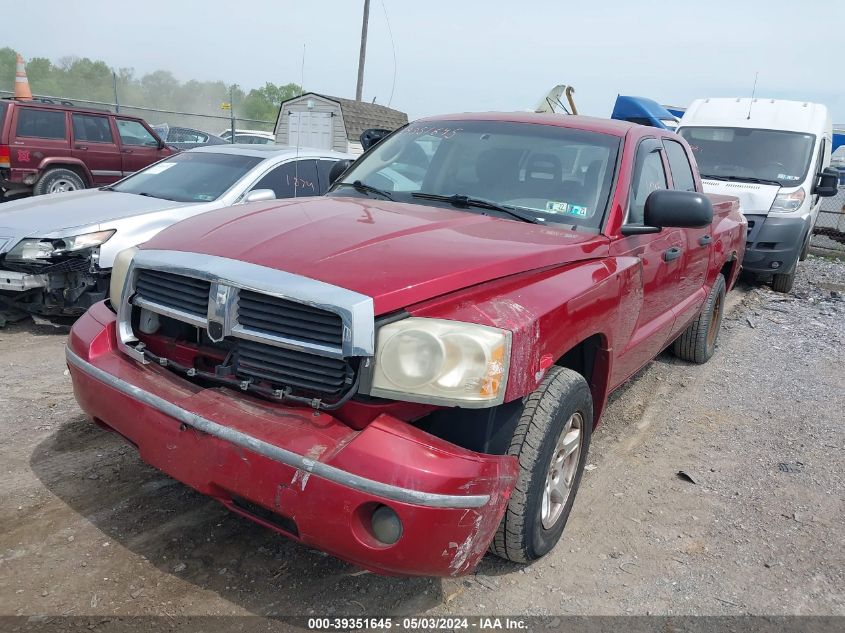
[0,189,197,253]
[700,179,780,215]
[144,196,609,314]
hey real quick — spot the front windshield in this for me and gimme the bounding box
[679,127,815,187]
[110,152,263,202]
[333,120,621,231]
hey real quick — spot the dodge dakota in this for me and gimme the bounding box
[66,113,745,577]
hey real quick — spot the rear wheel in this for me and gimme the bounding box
[672,273,726,364]
[772,269,796,293]
[33,168,86,196]
[491,366,593,563]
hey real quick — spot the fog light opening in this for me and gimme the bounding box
[770,261,781,270]
[371,504,403,545]
[138,308,161,334]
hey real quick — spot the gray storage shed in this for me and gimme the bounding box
[274,93,408,155]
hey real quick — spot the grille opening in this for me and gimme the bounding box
[229,495,299,537]
[237,290,344,347]
[134,269,211,318]
[133,308,355,399]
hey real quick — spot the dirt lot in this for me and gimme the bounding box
[1,256,843,619]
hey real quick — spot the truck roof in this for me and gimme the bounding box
[680,98,832,135]
[415,112,643,138]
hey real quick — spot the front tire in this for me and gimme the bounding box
[491,366,593,563]
[672,273,726,364]
[771,269,796,293]
[33,168,86,196]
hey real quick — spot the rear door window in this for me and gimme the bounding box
[252,159,319,198]
[72,114,114,144]
[16,108,67,139]
[663,140,696,192]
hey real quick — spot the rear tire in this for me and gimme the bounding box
[33,168,86,196]
[490,366,593,563]
[672,273,726,364]
[771,269,796,293]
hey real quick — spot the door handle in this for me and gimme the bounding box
[74,145,88,151]
[121,149,134,154]
[698,235,713,247]
[663,247,682,262]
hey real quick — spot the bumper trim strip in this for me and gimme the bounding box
[66,346,491,509]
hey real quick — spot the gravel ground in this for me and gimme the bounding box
[0,255,843,618]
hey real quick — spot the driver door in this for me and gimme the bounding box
[115,118,170,176]
[610,139,686,385]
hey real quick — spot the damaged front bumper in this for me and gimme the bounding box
[0,269,48,291]
[0,258,107,318]
[66,302,518,577]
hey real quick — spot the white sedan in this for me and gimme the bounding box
[0,144,353,323]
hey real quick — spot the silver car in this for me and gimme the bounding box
[0,144,354,324]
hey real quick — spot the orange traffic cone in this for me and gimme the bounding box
[14,53,32,100]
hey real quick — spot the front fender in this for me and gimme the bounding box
[407,257,632,402]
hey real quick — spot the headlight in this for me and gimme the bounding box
[109,246,138,305]
[367,318,510,407]
[769,188,805,214]
[6,230,115,261]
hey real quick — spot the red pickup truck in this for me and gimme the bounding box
[66,113,745,577]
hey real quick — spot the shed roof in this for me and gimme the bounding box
[281,93,408,141]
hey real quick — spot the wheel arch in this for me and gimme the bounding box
[554,333,612,425]
[36,159,93,187]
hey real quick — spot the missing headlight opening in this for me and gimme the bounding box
[130,308,361,411]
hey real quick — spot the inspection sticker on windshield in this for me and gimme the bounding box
[546,201,588,217]
[777,173,800,181]
[145,162,177,175]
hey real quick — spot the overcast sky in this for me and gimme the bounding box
[4,0,843,121]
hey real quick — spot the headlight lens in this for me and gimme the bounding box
[368,318,510,406]
[769,188,805,214]
[109,246,138,305]
[6,230,115,261]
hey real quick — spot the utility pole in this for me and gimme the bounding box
[355,0,370,101]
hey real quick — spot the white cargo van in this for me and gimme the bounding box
[678,98,840,292]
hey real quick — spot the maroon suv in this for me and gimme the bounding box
[0,99,174,199]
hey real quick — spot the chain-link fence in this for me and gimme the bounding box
[0,90,276,137]
[812,185,845,254]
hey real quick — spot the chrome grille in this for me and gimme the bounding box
[237,290,344,347]
[135,269,210,318]
[235,340,352,394]
[121,251,375,399]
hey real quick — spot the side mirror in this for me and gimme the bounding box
[814,167,840,197]
[242,188,276,204]
[360,128,391,151]
[622,190,712,235]
[328,159,353,185]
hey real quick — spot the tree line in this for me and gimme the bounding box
[0,48,302,130]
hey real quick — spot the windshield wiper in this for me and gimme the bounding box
[701,174,782,186]
[411,193,540,224]
[136,192,178,202]
[99,185,115,191]
[335,180,394,201]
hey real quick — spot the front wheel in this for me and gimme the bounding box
[771,269,796,293]
[490,366,593,563]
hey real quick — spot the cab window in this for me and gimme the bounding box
[116,119,158,147]
[252,159,319,198]
[627,145,667,225]
[663,140,696,192]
